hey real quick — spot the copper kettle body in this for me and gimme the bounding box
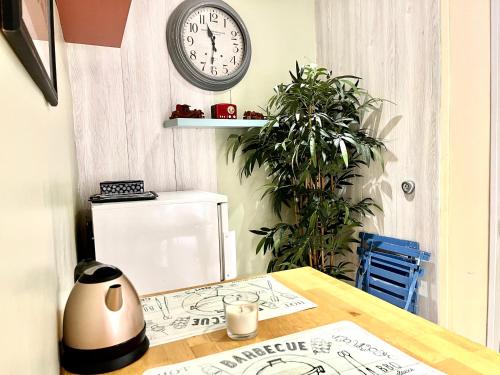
[61,263,149,374]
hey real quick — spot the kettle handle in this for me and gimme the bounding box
[105,284,123,311]
[74,259,102,282]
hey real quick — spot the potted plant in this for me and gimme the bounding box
[228,63,386,280]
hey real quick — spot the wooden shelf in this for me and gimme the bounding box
[163,118,268,129]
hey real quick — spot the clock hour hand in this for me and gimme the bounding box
[207,25,214,39]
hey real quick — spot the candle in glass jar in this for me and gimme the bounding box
[223,292,259,340]
[225,302,258,335]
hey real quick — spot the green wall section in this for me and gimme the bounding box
[214,0,317,276]
[0,8,78,373]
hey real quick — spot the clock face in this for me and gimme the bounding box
[167,0,252,91]
[182,7,245,79]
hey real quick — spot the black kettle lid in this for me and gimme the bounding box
[77,263,123,284]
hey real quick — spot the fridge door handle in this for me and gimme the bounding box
[222,231,237,280]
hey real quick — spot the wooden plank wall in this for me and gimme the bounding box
[67,0,217,236]
[315,0,440,322]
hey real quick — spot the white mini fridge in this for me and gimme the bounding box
[91,191,236,295]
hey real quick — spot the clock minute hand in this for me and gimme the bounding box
[207,26,217,64]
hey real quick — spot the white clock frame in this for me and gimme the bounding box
[166,0,252,91]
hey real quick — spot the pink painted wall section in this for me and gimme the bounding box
[23,0,49,41]
[57,0,131,48]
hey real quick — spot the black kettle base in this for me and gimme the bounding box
[61,324,149,374]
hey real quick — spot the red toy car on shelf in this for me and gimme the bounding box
[170,104,205,119]
[243,111,266,120]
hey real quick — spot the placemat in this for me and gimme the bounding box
[143,320,444,375]
[141,275,317,346]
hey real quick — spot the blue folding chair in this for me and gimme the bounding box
[355,232,430,314]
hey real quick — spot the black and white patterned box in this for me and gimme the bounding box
[100,180,144,195]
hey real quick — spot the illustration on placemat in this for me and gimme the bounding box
[155,296,171,319]
[182,285,239,316]
[201,364,231,375]
[337,350,379,374]
[242,355,340,375]
[311,338,332,355]
[141,276,317,346]
[171,316,191,330]
[142,321,445,375]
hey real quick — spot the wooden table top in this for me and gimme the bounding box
[62,267,500,374]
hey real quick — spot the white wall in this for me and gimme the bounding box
[66,0,317,277]
[439,0,490,345]
[67,0,218,216]
[0,8,78,374]
[315,0,441,322]
[488,0,500,351]
[313,0,491,344]
[215,0,317,276]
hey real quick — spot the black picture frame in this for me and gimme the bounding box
[0,0,58,106]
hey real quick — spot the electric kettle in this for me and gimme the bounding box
[61,262,149,374]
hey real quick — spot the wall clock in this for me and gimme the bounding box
[166,0,252,91]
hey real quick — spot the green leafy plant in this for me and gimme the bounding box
[227,63,386,280]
